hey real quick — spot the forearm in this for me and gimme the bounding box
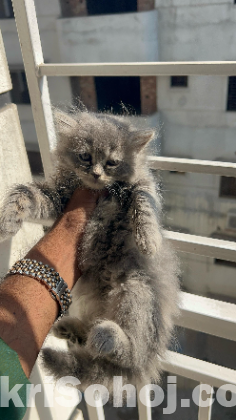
[0,188,98,377]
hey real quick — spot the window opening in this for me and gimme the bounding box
[27,151,43,176]
[170,76,188,87]
[87,0,137,15]
[219,176,236,199]
[227,76,236,111]
[215,257,236,268]
[0,0,14,18]
[10,70,30,104]
[95,76,141,115]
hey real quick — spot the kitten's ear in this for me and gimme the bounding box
[131,129,156,152]
[54,110,78,137]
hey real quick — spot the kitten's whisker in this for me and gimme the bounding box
[59,119,74,128]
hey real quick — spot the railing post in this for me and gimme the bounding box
[197,383,213,420]
[11,0,57,178]
[137,383,152,420]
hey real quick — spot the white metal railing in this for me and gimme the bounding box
[162,352,236,388]
[165,231,236,262]
[178,292,236,342]
[38,62,236,77]
[10,0,236,419]
[12,0,56,178]
[149,156,236,177]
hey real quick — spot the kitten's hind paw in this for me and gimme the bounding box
[87,323,116,356]
[53,317,87,345]
[41,348,73,378]
[53,321,73,340]
[86,320,130,363]
[41,348,57,369]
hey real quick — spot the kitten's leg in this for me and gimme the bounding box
[132,187,163,255]
[53,317,87,345]
[0,182,58,241]
[42,348,81,380]
[86,277,163,375]
[42,346,128,388]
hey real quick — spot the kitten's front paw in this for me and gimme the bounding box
[0,186,35,241]
[136,228,162,255]
[0,208,22,242]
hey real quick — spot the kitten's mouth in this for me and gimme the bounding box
[83,178,106,190]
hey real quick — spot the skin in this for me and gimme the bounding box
[0,188,100,378]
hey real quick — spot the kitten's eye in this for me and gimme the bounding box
[106,160,119,167]
[79,153,91,162]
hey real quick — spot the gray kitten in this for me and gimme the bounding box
[0,110,180,392]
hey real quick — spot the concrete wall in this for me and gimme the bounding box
[0,30,12,93]
[163,171,236,298]
[156,0,236,61]
[154,0,236,299]
[56,10,158,63]
[178,252,236,297]
[162,171,236,231]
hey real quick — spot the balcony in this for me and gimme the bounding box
[1,0,236,419]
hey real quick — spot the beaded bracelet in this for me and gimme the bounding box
[7,259,72,317]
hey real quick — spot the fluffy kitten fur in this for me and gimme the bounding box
[0,110,180,392]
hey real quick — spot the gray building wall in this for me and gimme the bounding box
[155,0,236,299]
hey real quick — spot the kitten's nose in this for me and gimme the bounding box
[93,164,102,180]
[93,173,101,180]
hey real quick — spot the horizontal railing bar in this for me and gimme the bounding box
[177,292,236,342]
[149,157,236,177]
[162,351,236,388]
[38,62,236,77]
[165,231,236,262]
[28,219,236,262]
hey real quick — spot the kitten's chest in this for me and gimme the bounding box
[84,190,134,252]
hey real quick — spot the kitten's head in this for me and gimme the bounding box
[55,110,155,190]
